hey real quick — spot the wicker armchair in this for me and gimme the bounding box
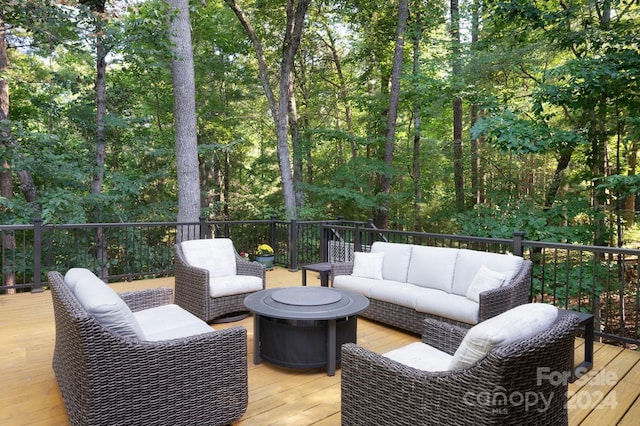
[48,271,248,426]
[341,311,579,426]
[175,238,266,323]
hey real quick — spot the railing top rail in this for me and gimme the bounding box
[524,239,640,256]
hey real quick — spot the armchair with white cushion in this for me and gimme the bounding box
[174,238,265,323]
[341,303,579,426]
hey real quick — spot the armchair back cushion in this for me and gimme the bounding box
[449,302,559,370]
[65,268,146,340]
[181,238,237,277]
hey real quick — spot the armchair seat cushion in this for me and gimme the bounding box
[134,304,214,341]
[210,275,264,297]
[383,342,452,372]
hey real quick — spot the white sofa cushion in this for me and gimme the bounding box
[134,304,214,341]
[209,275,263,297]
[415,293,480,325]
[352,252,384,280]
[406,246,458,292]
[181,238,237,278]
[451,249,524,296]
[332,275,377,297]
[369,281,437,309]
[383,342,452,372]
[70,269,146,340]
[465,266,506,302]
[371,242,412,282]
[449,303,558,370]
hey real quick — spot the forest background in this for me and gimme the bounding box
[1,0,639,248]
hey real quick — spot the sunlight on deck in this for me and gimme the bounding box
[1,267,639,425]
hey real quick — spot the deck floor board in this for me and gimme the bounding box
[1,267,638,425]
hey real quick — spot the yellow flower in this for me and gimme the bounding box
[256,244,274,256]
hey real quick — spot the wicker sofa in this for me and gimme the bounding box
[48,268,248,426]
[332,242,532,334]
[341,304,579,425]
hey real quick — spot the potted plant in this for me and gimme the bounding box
[255,244,275,270]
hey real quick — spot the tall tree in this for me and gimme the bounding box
[224,0,311,220]
[167,0,201,238]
[450,0,464,212]
[373,0,408,229]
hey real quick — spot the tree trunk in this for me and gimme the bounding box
[624,140,637,226]
[322,24,356,159]
[91,9,108,276]
[225,0,310,220]
[373,0,408,229]
[469,0,480,207]
[167,0,201,241]
[412,11,423,229]
[1,12,15,293]
[451,0,465,212]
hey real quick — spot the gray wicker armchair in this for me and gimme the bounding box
[341,310,579,426]
[48,271,248,426]
[175,238,265,323]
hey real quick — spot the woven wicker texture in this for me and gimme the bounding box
[341,314,579,426]
[48,271,248,426]
[332,259,533,334]
[174,241,266,322]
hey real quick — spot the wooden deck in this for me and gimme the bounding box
[1,267,639,425]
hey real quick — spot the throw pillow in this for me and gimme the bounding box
[465,265,506,302]
[449,303,558,370]
[351,251,385,280]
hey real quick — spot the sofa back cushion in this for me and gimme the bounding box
[451,249,524,296]
[371,242,412,282]
[449,303,558,370]
[406,246,458,292]
[181,238,237,277]
[65,268,146,340]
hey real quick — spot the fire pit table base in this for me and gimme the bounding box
[244,287,369,376]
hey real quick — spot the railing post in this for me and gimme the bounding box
[354,222,362,252]
[320,224,328,263]
[199,217,207,239]
[289,219,298,271]
[513,231,525,257]
[32,217,43,293]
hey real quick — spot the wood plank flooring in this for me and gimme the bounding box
[1,267,639,425]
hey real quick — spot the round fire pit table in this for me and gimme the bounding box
[244,287,369,376]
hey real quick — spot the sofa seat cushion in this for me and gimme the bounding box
[406,246,458,292]
[134,304,214,341]
[383,342,452,372]
[333,274,378,296]
[449,303,558,370]
[371,242,413,282]
[451,249,524,297]
[415,293,480,325]
[181,238,237,278]
[369,282,441,310]
[68,269,146,340]
[209,275,263,297]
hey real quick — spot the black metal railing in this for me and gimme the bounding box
[2,217,639,346]
[322,224,640,347]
